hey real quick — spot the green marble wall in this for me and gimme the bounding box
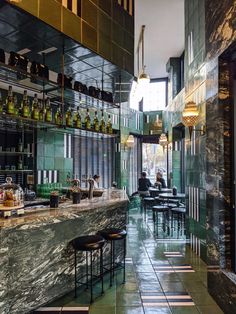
[163,0,207,261]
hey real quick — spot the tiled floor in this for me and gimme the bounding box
[50,206,224,314]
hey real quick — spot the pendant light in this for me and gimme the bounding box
[137,25,150,89]
[182,101,199,139]
[159,133,168,147]
[126,134,135,148]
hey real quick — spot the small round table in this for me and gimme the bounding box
[159,193,186,200]
[149,188,172,197]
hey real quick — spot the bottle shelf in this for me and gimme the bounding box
[0,61,57,94]
[48,86,119,110]
[0,151,33,156]
[0,62,119,110]
[0,113,119,138]
[0,170,33,173]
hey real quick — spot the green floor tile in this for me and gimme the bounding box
[191,292,218,306]
[144,307,172,313]
[161,281,186,292]
[116,292,142,306]
[183,280,207,292]
[156,273,180,282]
[171,306,200,313]
[116,282,139,293]
[197,305,224,314]
[116,306,144,314]
[134,265,155,273]
[89,305,116,314]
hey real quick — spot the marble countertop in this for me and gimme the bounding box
[0,189,128,230]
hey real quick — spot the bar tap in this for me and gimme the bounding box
[88,178,94,200]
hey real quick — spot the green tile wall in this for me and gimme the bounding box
[37,130,73,184]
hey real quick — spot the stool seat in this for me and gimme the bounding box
[152,205,169,211]
[162,202,178,208]
[143,197,155,202]
[98,228,127,241]
[72,235,105,251]
[171,207,186,214]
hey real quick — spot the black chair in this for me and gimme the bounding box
[98,228,127,287]
[71,235,105,303]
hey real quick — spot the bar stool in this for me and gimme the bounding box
[71,235,106,303]
[152,205,169,225]
[143,197,155,216]
[98,228,127,287]
[171,207,186,230]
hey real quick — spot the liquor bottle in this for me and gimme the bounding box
[84,108,91,130]
[55,106,63,126]
[31,94,39,120]
[74,106,82,128]
[18,93,23,117]
[107,114,113,134]
[100,109,106,133]
[14,95,19,116]
[45,98,52,123]
[38,100,45,121]
[66,107,73,127]
[22,90,30,118]
[93,110,99,132]
[17,157,23,170]
[6,86,15,115]
[0,91,4,114]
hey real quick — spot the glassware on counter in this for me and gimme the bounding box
[0,177,24,207]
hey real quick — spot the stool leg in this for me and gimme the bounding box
[112,241,115,279]
[74,250,77,298]
[110,241,113,287]
[123,237,126,284]
[90,251,93,303]
[100,247,104,294]
[86,251,88,289]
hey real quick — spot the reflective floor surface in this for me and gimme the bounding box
[50,205,223,314]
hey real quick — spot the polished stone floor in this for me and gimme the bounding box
[50,205,223,314]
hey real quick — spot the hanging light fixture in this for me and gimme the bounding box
[182,101,200,139]
[137,25,150,90]
[126,134,135,148]
[159,133,168,147]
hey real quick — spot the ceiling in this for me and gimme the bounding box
[135,0,185,79]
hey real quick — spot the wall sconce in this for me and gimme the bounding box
[126,134,135,149]
[182,101,201,139]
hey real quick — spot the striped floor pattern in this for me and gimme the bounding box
[164,251,183,257]
[125,257,133,264]
[141,292,195,307]
[154,264,195,273]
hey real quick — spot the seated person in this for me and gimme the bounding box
[138,171,152,196]
[155,172,167,188]
[93,174,100,189]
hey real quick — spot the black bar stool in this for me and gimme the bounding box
[71,235,105,303]
[98,228,127,287]
[143,197,155,216]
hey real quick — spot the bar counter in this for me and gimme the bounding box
[0,190,128,314]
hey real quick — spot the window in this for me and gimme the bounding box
[143,80,167,111]
[142,143,168,183]
[130,79,167,111]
